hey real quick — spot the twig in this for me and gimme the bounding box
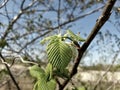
[0,53,21,90]
[106,81,117,90]
[1,0,37,40]
[58,0,117,90]
[57,0,61,33]
[0,0,9,9]
[93,50,119,90]
[17,55,38,65]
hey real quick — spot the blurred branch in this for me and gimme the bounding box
[1,0,37,40]
[0,0,9,9]
[17,55,38,65]
[93,50,119,90]
[1,5,104,55]
[0,52,21,90]
[106,81,118,90]
[58,0,117,90]
[56,5,104,29]
[20,0,25,10]
[7,5,103,41]
[57,0,61,33]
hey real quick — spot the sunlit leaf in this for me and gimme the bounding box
[29,65,45,79]
[33,74,56,90]
[47,39,73,71]
[40,35,58,45]
[45,63,53,80]
[47,79,56,90]
[67,30,85,42]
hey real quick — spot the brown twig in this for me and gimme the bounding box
[59,0,116,90]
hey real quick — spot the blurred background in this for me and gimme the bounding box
[0,0,120,90]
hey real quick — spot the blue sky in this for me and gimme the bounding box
[0,0,120,65]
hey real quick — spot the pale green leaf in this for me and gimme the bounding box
[67,30,85,42]
[47,39,73,71]
[33,74,49,90]
[29,65,45,79]
[40,35,58,45]
[45,63,53,80]
[77,86,86,90]
[54,69,70,79]
[33,73,56,90]
[47,79,56,90]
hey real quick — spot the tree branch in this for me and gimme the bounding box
[59,0,117,89]
[0,0,9,9]
[0,53,21,90]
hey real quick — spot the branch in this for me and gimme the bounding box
[57,0,61,33]
[93,50,119,90]
[0,0,9,9]
[1,0,37,40]
[59,0,117,89]
[0,53,21,90]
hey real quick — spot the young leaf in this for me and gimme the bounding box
[54,69,70,79]
[67,30,85,42]
[40,35,58,45]
[47,39,73,71]
[45,63,53,80]
[33,74,56,90]
[29,65,45,79]
[47,79,56,90]
[33,74,49,90]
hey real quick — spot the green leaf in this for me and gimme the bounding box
[45,63,53,80]
[40,35,59,45]
[54,69,70,79]
[33,74,49,90]
[77,86,86,90]
[70,45,78,60]
[67,30,85,42]
[33,74,56,90]
[47,79,56,90]
[29,65,45,79]
[47,39,73,71]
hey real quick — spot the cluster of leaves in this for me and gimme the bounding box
[29,64,56,90]
[29,30,85,90]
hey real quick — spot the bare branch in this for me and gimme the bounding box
[0,52,21,90]
[57,0,61,33]
[0,0,9,9]
[17,55,38,65]
[20,0,26,10]
[93,50,120,90]
[1,0,37,40]
[59,0,117,89]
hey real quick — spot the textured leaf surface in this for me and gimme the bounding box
[45,63,53,80]
[33,74,49,90]
[47,39,72,71]
[47,79,56,90]
[29,65,44,79]
[33,74,56,90]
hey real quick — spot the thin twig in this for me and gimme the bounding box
[0,53,21,90]
[57,0,61,33]
[93,50,119,90]
[17,55,38,65]
[0,0,9,9]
